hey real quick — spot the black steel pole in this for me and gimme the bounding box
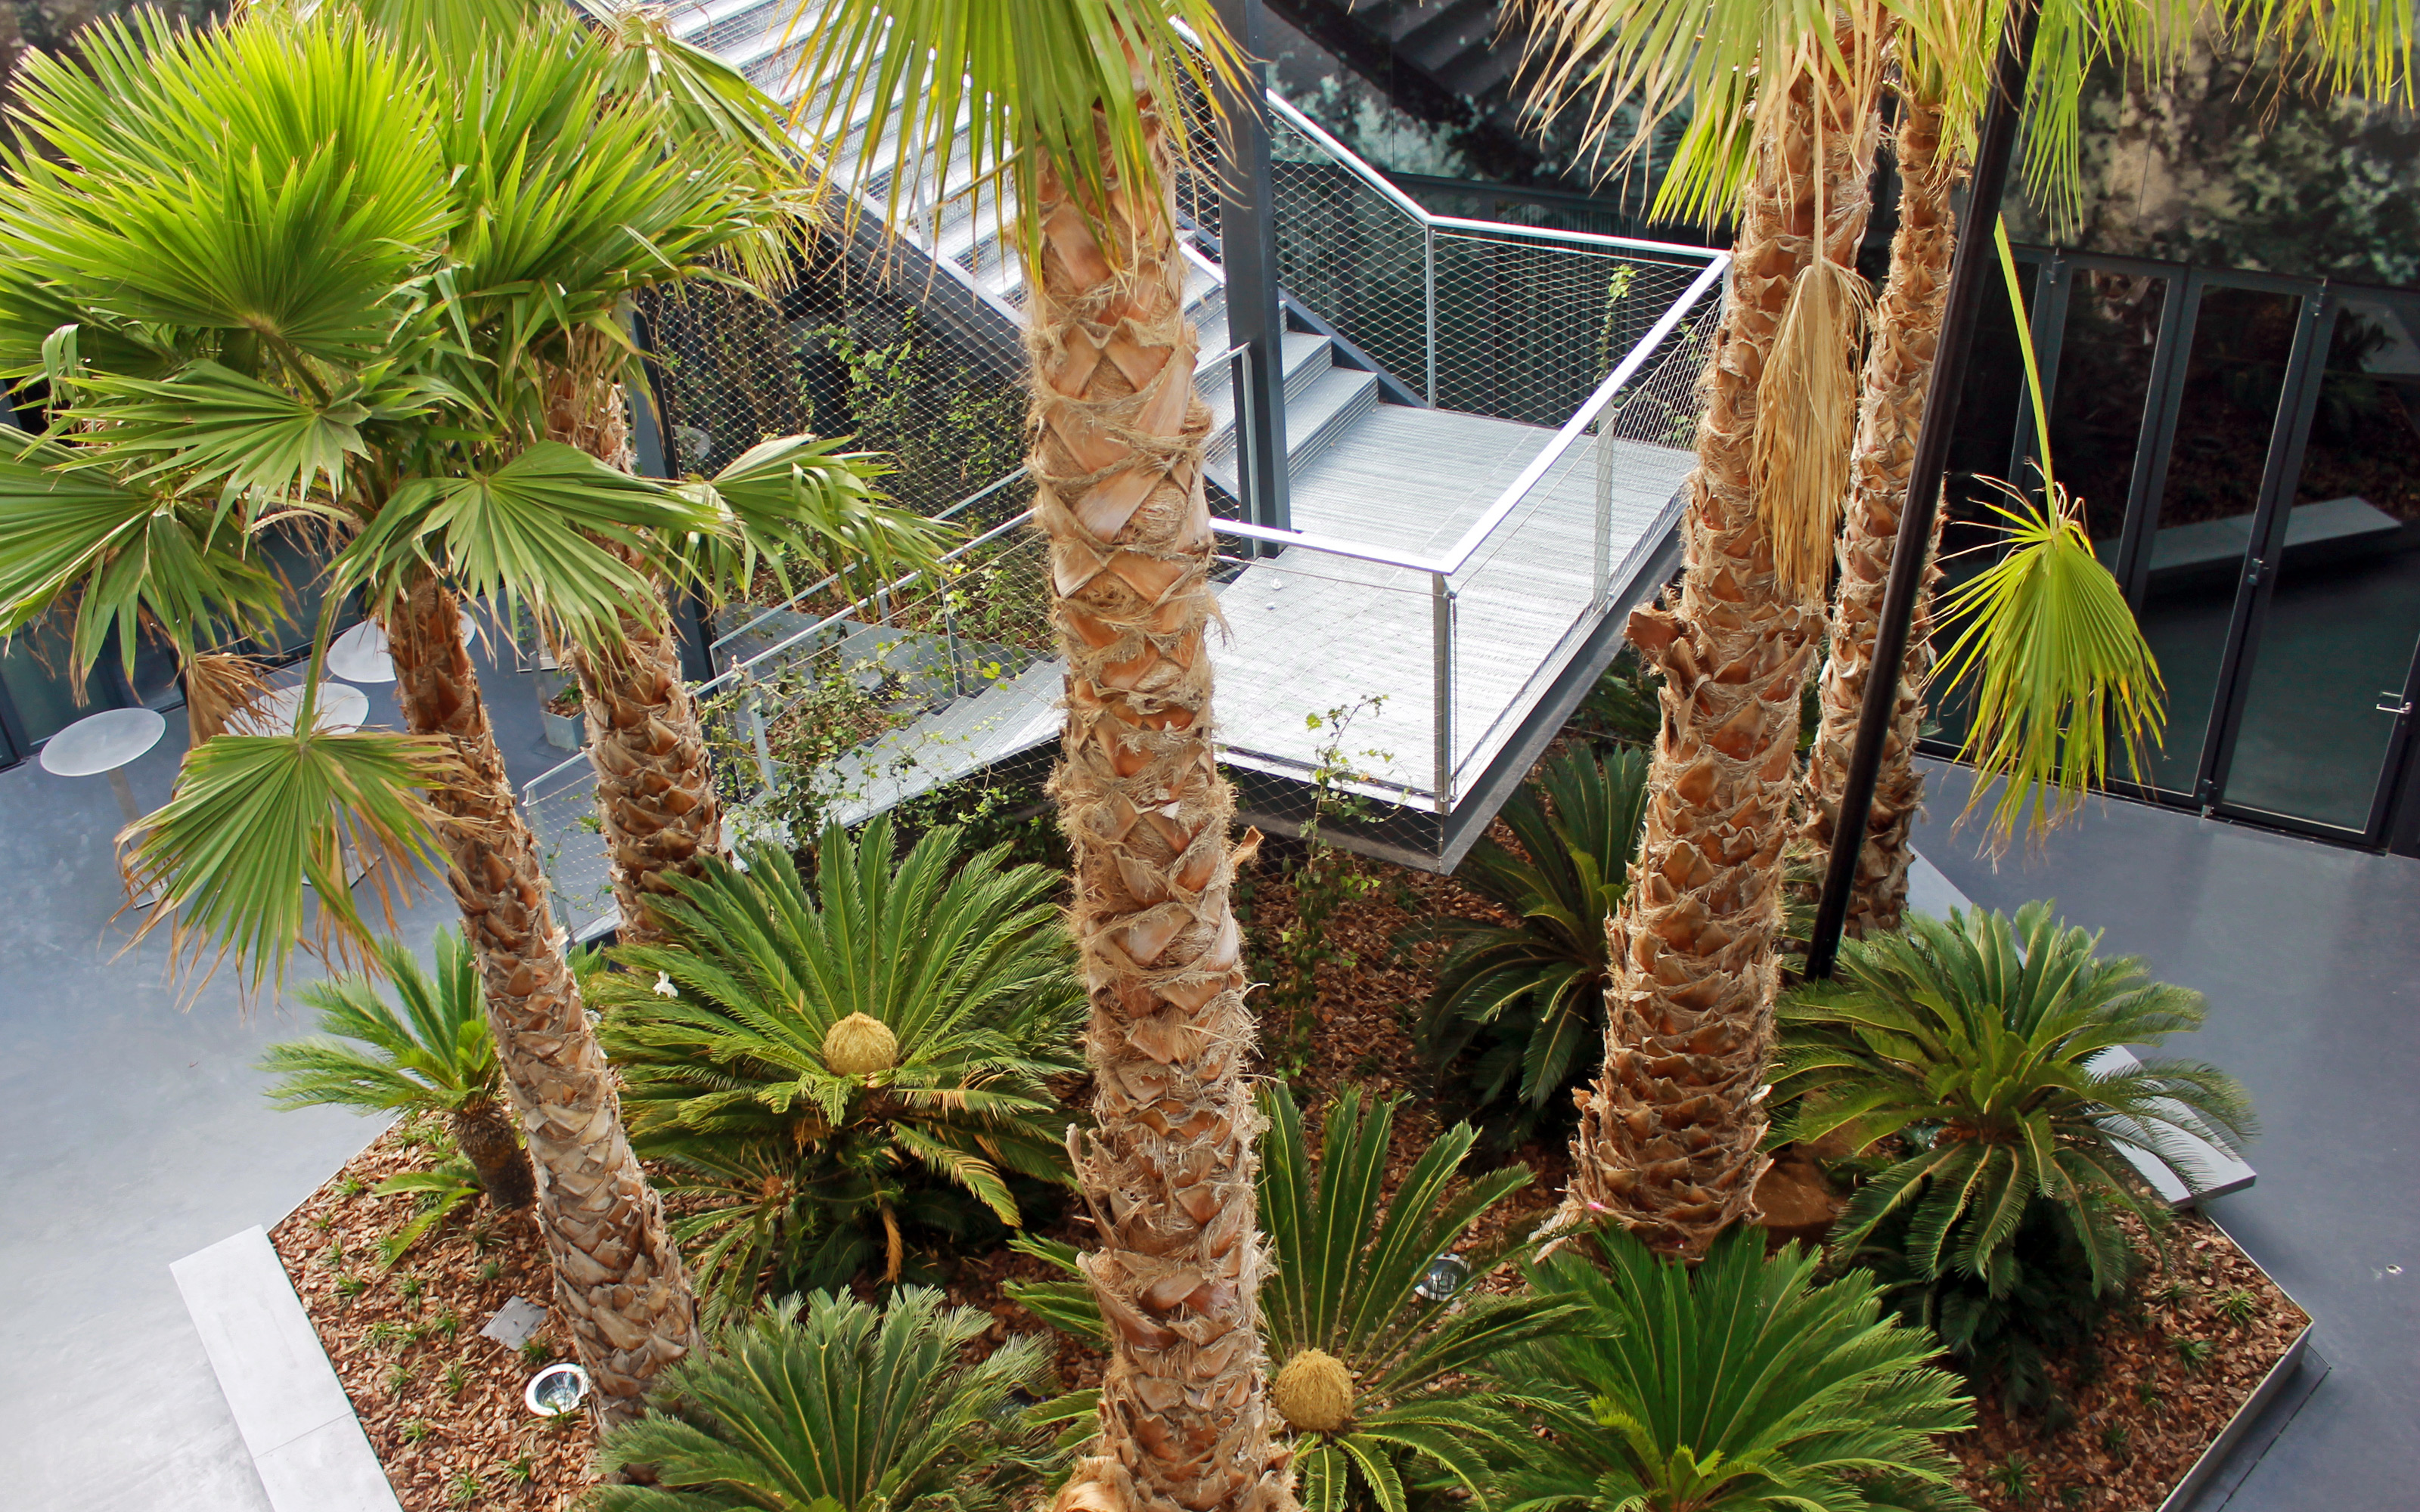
[1213,0,1290,542]
[1804,0,2043,978]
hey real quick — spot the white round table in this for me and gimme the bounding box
[325,621,396,683]
[229,680,372,737]
[40,706,167,823]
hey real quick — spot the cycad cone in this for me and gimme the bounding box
[822,1012,898,1077]
[1272,1348,1354,1434]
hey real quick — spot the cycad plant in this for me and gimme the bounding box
[1417,745,1647,1142]
[592,1287,1055,1512]
[1507,1225,1975,1512]
[591,816,1083,1314]
[1012,1084,1569,1510]
[1773,901,2256,1294]
[261,927,534,1213]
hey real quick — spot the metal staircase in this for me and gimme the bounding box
[521,1,1730,931]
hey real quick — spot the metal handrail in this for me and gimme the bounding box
[707,464,1032,655]
[1209,252,1728,579]
[1261,91,1723,265]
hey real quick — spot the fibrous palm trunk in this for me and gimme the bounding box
[451,1096,538,1211]
[544,356,724,950]
[386,575,701,1422]
[1798,94,1963,937]
[1559,65,1882,1259]
[1028,99,1292,1512]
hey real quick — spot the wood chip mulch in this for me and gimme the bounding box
[267,813,2307,1512]
[1944,1212,2308,1511]
[270,1119,600,1512]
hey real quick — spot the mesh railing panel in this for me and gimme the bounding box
[526,755,616,938]
[1446,308,1717,790]
[1431,230,1706,426]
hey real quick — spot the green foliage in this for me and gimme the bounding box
[799,305,1026,513]
[1506,1225,1976,1512]
[1416,745,1647,1142]
[593,817,1083,1317]
[791,0,1243,266]
[1254,697,1389,1077]
[1776,902,2254,1294]
[1010,1085,1569,1510]
[373,1162,483,1266]
[1571,652,1663,748]
[591,1287,1054,1512]
[259,928,499,1118]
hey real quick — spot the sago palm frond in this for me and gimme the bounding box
[784,0,1243,265]
[1418,744,1648,1136]
[1774,900,2257,1294]
[594,818,1081,1302]
[260,927,500,1117]
[1507,1225,1976,1512]
[594,1287,1056,1512]
[1012,1084,1568,1510]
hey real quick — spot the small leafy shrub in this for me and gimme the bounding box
[517,1336,551,1368]
[1010,1085,1569,1505]
[1249,697,1389,1075]
[593,1288,1053,1512]
[2174,1335,2214,1372]
[1507,1225,1975,1512]
[400,1418,432,1445]
[1416,744,1647,1142]
[595,819,1083,1316]
[2099,1421,2131,1458]
[2216,1287,2260,1327]
[259,928,535,1222]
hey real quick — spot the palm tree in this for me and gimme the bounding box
[261,926,535,1212]
[1800,0,2415,930]
[0,9,833,1419]
[1519,0,1892,1257]
[339,0,942,950]
[786,8,1291,1508]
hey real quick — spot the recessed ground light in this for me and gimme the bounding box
[524,1362,591,1417]
[1414,1252,1469,1302]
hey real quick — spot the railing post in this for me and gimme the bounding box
[1431,571,1454,812]
[1593,413,1613,603]
[1423,223,1439,405]
[1215,0,1291,537]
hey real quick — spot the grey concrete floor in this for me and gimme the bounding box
[0,631,567,1511]
[1913,762,2420,1510]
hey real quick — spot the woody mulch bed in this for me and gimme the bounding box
[270,837,2308,1512]
[271,1118,599,1512]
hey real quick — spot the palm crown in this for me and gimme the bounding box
[1773,901,2257,1292]
[259,925,534,1211]
[1506,1224,1975,1512]
[0,4,912,984]
[594,1287,1056,1512]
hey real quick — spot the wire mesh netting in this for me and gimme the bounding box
[1446,309,1717,792]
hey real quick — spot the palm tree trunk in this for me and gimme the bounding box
[385,575,702,1422]
[1798,94,1963,937]
[1026,101,1292,1512]
[544,357,724,950]
[1559,62,1881,1260]
[451,1097,537,1212]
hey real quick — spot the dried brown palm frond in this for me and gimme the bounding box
[182,650,272,746]
[1754,249,1874,601]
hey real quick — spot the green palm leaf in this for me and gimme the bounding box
[786,0,1241,264]
[260,928,499,1116]
[121,727,457,993]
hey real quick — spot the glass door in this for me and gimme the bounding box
[2207,292,2420,840]
[2122,274,2313,801]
